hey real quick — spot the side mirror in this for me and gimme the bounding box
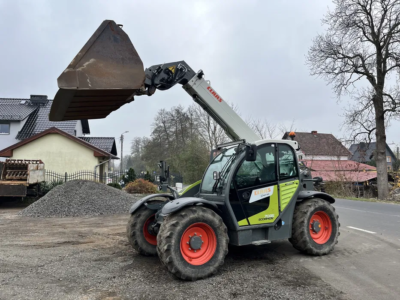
[245,144,257,161]
[213,171,220,180]
[313,176,323,183]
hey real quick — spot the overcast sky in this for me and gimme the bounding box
[1,0,399,156]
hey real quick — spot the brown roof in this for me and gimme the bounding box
[0,127,118,159]
[282,131,351,157]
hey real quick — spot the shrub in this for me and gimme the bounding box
[144,171,153,182]
[107,182,122,190]
[125,178,157,194]
[39,180,64,196]
[122,168,136,184]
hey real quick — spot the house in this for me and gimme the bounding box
[282,131,351,160]
[349,142,397,171]
[0,95,118,174]
[0,127,117,174]
[302,159,377,183]
[0,95,90,150]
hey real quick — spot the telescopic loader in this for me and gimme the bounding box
[50,20,340,280]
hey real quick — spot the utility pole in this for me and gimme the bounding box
[120,131,129,173]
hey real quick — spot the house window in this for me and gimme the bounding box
[0,122,10,134]
[387,156,391,163]
[388,165,392,171]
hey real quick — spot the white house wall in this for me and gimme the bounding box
[11,133,101,174]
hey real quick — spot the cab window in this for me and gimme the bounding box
[278,144,298,180]
[235,144,276,189]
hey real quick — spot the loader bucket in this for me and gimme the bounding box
[49,20,145,121]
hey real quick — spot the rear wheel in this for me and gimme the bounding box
[126,201,163,256]
[289,198,339,255]
[157,206,229,280]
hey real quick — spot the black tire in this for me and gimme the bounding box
[289,198,340,256]
[157,206,229,280]
[126,201,163,256]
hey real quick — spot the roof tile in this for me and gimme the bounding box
[0,99,37,121]
[283,132,351,156]
[79,137,117,156]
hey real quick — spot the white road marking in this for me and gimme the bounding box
[347,226,376,234]
[335,206,400,218]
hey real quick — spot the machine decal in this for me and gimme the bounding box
[249,186,274,203]
[247,185,280,225]
[279,180,299,211]
[207,86,223,102]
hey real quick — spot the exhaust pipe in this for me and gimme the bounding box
[50,20,145,121]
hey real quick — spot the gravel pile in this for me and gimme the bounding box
[20,180,140,217]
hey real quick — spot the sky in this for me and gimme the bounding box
[1,0,399,156]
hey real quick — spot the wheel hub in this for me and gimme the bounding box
[309,211,333,245]
[189,236,203,250]
[311,220,321,233]
[180,223,217,266]
[147,222,157,235]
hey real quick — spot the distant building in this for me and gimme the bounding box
[282,131,351,160]
[0,127,117,174]
[0,95,118,172]
[349,142,397,171]
[0,95,90,151]
[302,159,377,183]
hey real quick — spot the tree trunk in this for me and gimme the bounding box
[374,96,389,199]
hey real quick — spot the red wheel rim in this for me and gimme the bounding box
[143,215,157,245]
[180,223,217,266]
[309,211,332,244]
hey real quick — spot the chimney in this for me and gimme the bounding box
[30,95,48,105]
[311,131,317,135]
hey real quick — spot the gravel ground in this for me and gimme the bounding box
[0,209,348,300]
[19,180,140,217]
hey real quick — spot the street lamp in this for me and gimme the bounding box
[120,131,129,173]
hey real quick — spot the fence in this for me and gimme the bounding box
[44,170,183,186]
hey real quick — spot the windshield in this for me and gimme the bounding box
[201,147,238,194]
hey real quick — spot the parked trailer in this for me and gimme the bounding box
[0,159,45,197]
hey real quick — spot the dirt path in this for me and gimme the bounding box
[0,209,346,300]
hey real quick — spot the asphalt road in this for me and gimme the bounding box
[276,198,400,300]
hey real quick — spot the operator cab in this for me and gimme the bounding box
[200,140,300,229]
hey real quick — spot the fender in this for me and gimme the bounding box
[160,197,223,217]
[129,193,174,214]
[297,190,335,203]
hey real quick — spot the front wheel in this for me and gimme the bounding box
[126,201,163,256]
[289,198,340,255]
[157,206,229,280]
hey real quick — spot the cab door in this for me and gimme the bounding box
[277,143,300,211]
[231,143,280,226]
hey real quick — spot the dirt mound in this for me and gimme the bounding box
[20,180,140,217]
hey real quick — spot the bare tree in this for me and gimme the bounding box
[249,119,278,139]
[190,103,230,150]
[278,119,297,137]
[248,119,296,140]
[308,0,400,199]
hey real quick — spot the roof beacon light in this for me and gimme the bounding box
[289,131,296,140]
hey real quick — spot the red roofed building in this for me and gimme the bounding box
[303,159,377,183]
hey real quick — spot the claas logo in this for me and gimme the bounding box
[207,86,223,102]
[254,187,272,195]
